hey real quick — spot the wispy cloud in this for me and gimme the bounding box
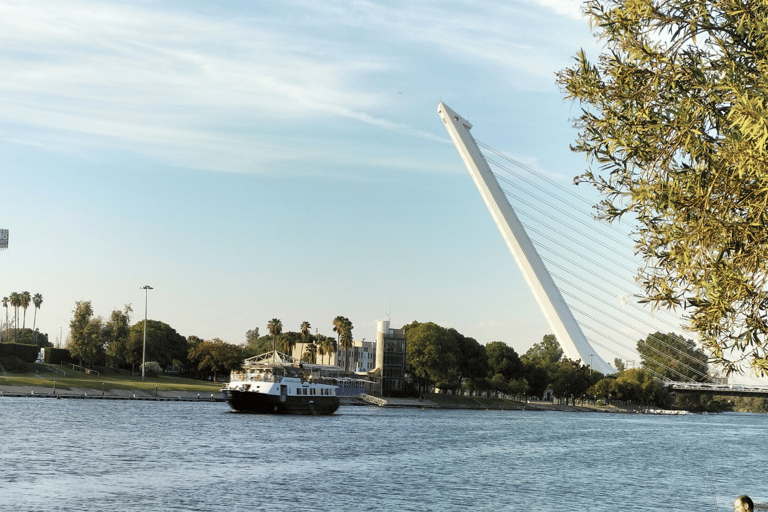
[0,0,589,174]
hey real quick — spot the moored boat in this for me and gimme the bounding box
[221,351,340,415]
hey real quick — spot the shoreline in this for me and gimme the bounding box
[0,384,224,401]
[0,384,667,414]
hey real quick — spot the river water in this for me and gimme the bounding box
[1,398,765,511]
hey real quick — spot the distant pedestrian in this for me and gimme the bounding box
[734,495,754,512]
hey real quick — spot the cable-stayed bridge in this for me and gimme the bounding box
[438,102,768,396]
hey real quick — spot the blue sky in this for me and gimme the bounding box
[7,0,737,378]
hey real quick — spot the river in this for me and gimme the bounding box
[1,398,764,511]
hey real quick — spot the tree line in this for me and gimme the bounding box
[1,292,45,345]
[404,322,714,407]
[63,301,358,381]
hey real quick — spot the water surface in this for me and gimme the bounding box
[1,399,764,511]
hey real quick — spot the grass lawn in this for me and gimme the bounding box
[0,362,222,393]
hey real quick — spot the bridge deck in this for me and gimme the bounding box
[668,382,768,397]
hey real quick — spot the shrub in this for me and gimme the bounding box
[44,347,72,365]
[0,355,30,372]
[140,361,163,378]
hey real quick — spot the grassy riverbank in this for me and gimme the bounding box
[0,361,221,394]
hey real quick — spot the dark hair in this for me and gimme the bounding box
[737,495,754,511]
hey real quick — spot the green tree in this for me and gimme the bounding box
[126,320,188,370]
[103,305,132,370]
[552,359,592,405]
[333,316,353,372]
[68,301,104,367]
[405,322,460,392]
[2,296,8,341]
[522,360,550,399]
[303,342,318,364]
[523,334,563,383]
[317,334,336,365]
[557,1,768,375]
[486,341,523,381]
[451,330,489,394]
[244,328,271,357]
[278,331,301,357]
[9,292,20,342]
[188,338,242,381]
[614,358,626,373]
[32,293,43,346]
[300,321,311,362]
[267,318,282,353]
[19,291,30,331]
[611,368,668,405]
[638,332,709,382]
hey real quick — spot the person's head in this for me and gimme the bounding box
[734,495,754,512]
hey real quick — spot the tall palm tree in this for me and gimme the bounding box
[303,343,317,364]
[32,293,43,345]
[325,336,338,366]
[333,316,344,367]
[9,292,20,342]
[333,316,354,371]
[300,321,311,363]
[340,318,354,372]
[20,291,31,331]
[267,318,282,354]
[2,296,8,340]
[317,339,326,365]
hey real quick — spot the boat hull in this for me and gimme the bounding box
[222,389,340,415]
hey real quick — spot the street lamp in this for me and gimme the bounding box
[141,285,153,380]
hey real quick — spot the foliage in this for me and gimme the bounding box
[279,331,301,355]
[613,358,625,373]
[1,328,50,347]
[486,341,522,380]
[303,342,317,364]
[68,301,104,367]
[452,330,489,393]
[187,338,242,381]
[595,368,669,405]
[732,396,768,413]
[44,347,71,365]
[522,360,550,398]
[127,320,188,370]
[267,318,283,352]
[333,316,354,371]
[0,355,29,372]
[0,343,39,363]
[523,334,563,383]
[244,330,271,357]
[557,0,768,375]
[140,361,163,378]
[405,322,460,391]
[316,334,336,365]
[552,358,592,403]
[637,332,708,381]
[103,305,132,370]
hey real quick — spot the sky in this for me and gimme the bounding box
[2,0,763,383]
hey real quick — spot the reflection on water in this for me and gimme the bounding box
[0,398,765,511]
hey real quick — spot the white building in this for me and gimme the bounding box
[335,339,376,372]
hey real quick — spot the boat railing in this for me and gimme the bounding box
[230,372,282,383]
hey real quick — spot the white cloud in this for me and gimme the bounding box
[527,0,585,20]
[0,0,590,174]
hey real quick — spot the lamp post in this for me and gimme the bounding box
[141,285,153,380]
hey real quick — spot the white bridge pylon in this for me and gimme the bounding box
[438,102,615,375]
